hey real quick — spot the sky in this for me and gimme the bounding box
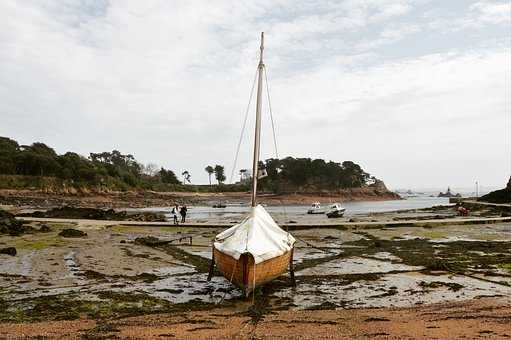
[1,0,510,190]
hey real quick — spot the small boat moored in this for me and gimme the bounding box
[307,202,324,214]
[325,203,346,218]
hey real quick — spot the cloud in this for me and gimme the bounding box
[470,1,511,24]
[0,0,510,189]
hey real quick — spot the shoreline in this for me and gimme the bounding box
[0,188,401,209]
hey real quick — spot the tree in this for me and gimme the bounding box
[205,166,214,185]
[0,137,20,174]
[182,171,191,184]
[15,143,61,177]
[159,167,179,184]
[214,165,226,184]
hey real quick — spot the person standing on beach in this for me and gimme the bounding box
[180,206,187,223]
[172,205,180,225]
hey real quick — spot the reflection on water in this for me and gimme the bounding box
[132,197,450,223]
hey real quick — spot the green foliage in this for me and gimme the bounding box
[214,164,226,184]
[0,137,19,174]
[0,136,373,193]
[159,167,179,184]
[0,136,181,190]
[259,157,371,192]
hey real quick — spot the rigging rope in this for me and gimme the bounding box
[264,66,290,236]
[229,68,259,184]
[263,66,279,159]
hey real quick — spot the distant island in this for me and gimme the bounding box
[479,177,511,203]
[438,187,461,198]
[0,136,399,205]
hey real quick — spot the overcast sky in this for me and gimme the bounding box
[1,0,510,190]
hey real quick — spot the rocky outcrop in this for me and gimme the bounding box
[0,247,17,256]
[438,187,461,198]
[58,228,87,238]
[19,206,166,222]
[480,177,511,204]
[0,209,33,236]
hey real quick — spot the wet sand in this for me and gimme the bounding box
[1,298,509,339]
[1,204,511,338]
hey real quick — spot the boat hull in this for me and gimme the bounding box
[213,246,293,295]
[326,209,345,218]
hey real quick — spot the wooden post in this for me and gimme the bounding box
[207,247,215,281]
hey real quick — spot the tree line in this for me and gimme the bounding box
[256,157,376,192]
[0,136,377,192]
[0,136,180,190]
[204,165,226,185]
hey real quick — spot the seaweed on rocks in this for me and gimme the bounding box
[0,291,216,322]
[0,247,16,256]
[342,232,511,276]
[419,281,464,291]
[58,228,87,238]
[0,208,33,236]
[37,224,52,232]
[18,206,166,222]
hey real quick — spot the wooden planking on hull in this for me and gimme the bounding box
[209,247,294,296]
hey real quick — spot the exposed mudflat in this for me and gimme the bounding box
[1,204,511,338]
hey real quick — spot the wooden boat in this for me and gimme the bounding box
[207,33,296,296]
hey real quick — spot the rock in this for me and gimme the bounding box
[0,247,17,256]
[134,236,161,246]
[58,228,87,238]
[0,209,34,236]
[19,206,166,222]
[438,187,462,198]
[38,224,51,233]
[480,177,511,204]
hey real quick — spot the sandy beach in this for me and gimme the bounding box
[1,298,510,339]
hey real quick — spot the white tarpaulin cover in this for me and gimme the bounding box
[214,204,296,264]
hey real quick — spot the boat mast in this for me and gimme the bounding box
[251,32,265,207]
